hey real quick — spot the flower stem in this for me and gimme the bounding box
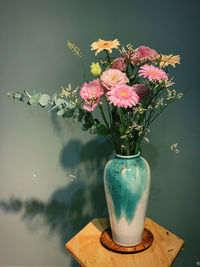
[80,57,87,82]
[119,108,130,156]
[103,95,112,126]
[98,104,116,149]
[134,138,140,154]
[105,50,112,67]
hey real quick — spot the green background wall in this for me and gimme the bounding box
[0,0,199,266]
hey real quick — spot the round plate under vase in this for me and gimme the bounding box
[100,227,153,254]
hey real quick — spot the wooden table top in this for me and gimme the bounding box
[65,217,184,267]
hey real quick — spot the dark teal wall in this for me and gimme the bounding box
[0,0,199,266]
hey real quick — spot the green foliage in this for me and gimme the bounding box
[62,108,75,117]
[28,92,41,105]
[82,112,94,131]
[95,124,109,136]
[39,94,51,107]
[8,92,24,101]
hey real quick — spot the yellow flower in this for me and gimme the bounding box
[91,39,120,56]
[159,54,181,68]
[90,62,102,76]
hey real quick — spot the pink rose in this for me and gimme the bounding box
[80,79,104,112]
[112,57,126,71]
[131,46,158,65]
[100,69,129,90]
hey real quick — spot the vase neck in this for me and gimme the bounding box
[116,152,140,159]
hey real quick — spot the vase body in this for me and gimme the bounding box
[104,153,151,246]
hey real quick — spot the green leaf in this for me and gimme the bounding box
[77,108,85,122]
[111,122,119,132]
[24,90,32,98]
[63,108,75,118]
[13,92,24,101]
[81,124,90,131]
[57,109,65,116]
[89,125,97,135]
[119,125,126,135]
[82,119,93,131]
[39,94,51,107]
[67,103,75,109]
[29,93,41,105]
[51,94,57,102]
[95,124,109,136]
[55,98,67,109]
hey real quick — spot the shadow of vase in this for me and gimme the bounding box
[0,136,160,267]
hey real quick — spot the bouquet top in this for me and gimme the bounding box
[9,39,182,156]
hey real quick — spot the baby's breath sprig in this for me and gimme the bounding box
[134,107,147,115]
[59,83,79,106]
[165,78,175,88]
[67,40,87,82]
[170,143,179,153]
[126,44,134,54]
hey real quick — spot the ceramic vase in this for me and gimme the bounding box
[104,152,151,246]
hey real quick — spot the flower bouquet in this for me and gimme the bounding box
[8,39,182,248]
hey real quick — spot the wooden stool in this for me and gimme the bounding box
[65,217,184,267]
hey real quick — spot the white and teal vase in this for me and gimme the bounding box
[104,152,151,246]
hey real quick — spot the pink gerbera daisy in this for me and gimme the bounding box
[138,64,168,83]
[107,84,139,108]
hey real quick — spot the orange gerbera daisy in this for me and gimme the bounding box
[91,39,120,56]
[159,54,180,68]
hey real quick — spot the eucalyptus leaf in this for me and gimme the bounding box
[29,93,41,105]
[55,98,67,109]
[14,92,22,99]
[51,94,57,102]
[66,102,75,109]
[57,109,65,116]
[14,92,24,101]
[39,94,51,107]
[24,90,32,98]
[63,108,75,118]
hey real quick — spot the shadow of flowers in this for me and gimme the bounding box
[0,137,113,253]
[0,136,159,267]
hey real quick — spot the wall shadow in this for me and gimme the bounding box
[0,137,159,267]
[0,136,113,266]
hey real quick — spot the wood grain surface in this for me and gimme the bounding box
[100,227,153,253]
[65,217,184,267]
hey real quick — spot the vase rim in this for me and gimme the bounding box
[116,151,140,159]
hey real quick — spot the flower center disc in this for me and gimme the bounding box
[120,90,128,97]
[150,71,158,75]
